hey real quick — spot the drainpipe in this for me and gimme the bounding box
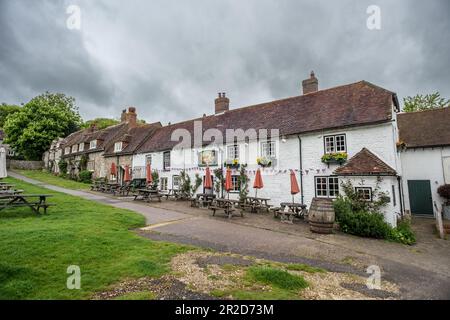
[397,175,404,217]
[297,136,304,205]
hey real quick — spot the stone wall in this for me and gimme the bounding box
[8,160,44,170]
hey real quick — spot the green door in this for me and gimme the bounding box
[408,180,433,215]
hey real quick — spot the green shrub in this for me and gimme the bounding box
[336,209,392,239]
[78,170,93,184]
[58,160,68,175]
[389,220,416,245]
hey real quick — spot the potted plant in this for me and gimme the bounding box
[257,157,272,168]
[437,184,450,220]
[224,159,240,169]
[321,152,348,165]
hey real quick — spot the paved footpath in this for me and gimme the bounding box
[10,172,450,299]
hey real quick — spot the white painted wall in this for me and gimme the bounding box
[132,121,400,225]
[400,147,450,215]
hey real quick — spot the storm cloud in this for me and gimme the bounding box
[0,0,449,124]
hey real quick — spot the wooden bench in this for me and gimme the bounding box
[0,194,54,214]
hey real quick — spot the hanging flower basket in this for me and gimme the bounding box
[224,159,240,169]
[321,152,348,165]
[257,157,272,168]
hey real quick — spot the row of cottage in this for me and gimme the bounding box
[44,72,450,226]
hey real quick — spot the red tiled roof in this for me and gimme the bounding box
[334,148,396,176]
[397,108,450,148]
[138,81,398,153]
[103,122,162,156]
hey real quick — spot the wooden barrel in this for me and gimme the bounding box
[308,197,335,234]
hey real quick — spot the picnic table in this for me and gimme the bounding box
[191,193,216,208]
[242,196,272,213]
[133,188,162,202]
[0,189,24,195]
[0,194,54,214]
[0,184,15,191]
[160,189,179,200]
[209,198,242,219]
[90,180,105,191]
[101,182,120,193]
[272,202,308,224]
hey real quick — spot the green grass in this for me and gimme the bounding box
[13,170,91,190]
[285,263,326,273]
[246,266,309,291]
[0,177,190,299]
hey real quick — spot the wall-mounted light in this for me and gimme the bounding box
[281,136,287,143]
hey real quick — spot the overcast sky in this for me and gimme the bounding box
[1,0,449,125]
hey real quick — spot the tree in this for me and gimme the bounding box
[403,92,449,112]
[4,92,82,160]
[0,103,21,128]
[82,118,120,130]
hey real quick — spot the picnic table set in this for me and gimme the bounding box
[90,162,309,224]
[0,180,54,215]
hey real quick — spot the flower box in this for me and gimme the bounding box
[257,157,273,168]
[224,159,240,169]
[321,152,348,165]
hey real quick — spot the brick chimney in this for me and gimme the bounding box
[120,109,127,122]
[123,107,137,127]
[302,71,318,95]
[214,92,229,114]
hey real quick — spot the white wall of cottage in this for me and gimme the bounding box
[400,147,450,217]
[133,120,401,226]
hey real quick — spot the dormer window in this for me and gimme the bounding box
[71,145,78,153]
[114,142,123,153]
[324,134,346,154]
[89,140,97,149]
[79,143,84,152]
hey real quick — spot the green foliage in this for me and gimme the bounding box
[78,170,93,184]
[16,170,91,190]
[285,264,326,273]
[403,92,449,113]
[389,220,416,245]
[0,103,21,128]
[339,179,390,213]
[79,155,88,171]
[246,266,308,290]
[334,182,416,245]
[213,168,224,196]
[0,177,189,299]
[191,173,202,195]
[151,171,159,190]
[321,152,348,164]
[3,92,82,160]
[238,164,249,202]
[82,118,120,130]
[58,160,68,176]
[179,170,192,197]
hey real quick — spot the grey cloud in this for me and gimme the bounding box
[0,0,449,124]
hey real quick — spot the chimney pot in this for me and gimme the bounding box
[214,91,230,114]
[302,71,318,95]
[123,107,138,127]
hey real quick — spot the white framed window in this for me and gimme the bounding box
[261,141,276,158]
[324,134,346,154]
[160,177,168,191]
[315,176,339,198]
[78,143,84,152]
[172,175,180,189]
[89,140,97,149]
[114,142,123,153]
[356,187,372,201]
[227,145,239,161]
[145,154,152,166]
[231,175,240,192]
[65,147,70,155]
[71,145,78,153]
[163,151,171,171]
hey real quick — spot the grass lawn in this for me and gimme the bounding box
[0,177,190,299]
[13,170,92,190]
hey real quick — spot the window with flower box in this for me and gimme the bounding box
[226,145,239,161]
[261,141,276,158]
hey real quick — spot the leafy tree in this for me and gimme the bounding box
[82,118,120,130]
[4,92,82,160]
[0,103,21,128]
[403,92,449,112]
